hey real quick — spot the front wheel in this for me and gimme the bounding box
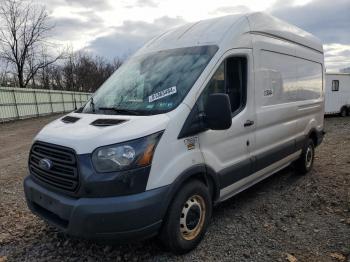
[294,138,315,175]
[159,180,212,254]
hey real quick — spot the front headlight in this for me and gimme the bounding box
[92,131,163,173]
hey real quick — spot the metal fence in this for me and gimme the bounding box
[0,87,91,123]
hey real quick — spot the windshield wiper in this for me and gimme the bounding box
[98,107,141,115]
[88,96,96,113]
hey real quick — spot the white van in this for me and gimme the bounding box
[325,73,350,116]
[24,13,325,254]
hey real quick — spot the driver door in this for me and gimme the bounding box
[197,50,256,200]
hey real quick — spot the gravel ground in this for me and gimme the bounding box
[0,115,349,262]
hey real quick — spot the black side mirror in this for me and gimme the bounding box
[205,94,232,130]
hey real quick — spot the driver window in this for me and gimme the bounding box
[197,57,247,114]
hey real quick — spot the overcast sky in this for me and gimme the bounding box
[44,0,350,71]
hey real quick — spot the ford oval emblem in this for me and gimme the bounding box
[39,158,53,170]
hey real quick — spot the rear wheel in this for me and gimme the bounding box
[340,107,348,117]
[159,180,212,254]
[295,138,315,175]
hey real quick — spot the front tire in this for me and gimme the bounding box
[159,180,212,254]
[295,138,315,175]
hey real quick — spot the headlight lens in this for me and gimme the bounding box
[92,131,163,173]
[97,145,136,167]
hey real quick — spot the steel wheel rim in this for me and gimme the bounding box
[305,145,313,169]
[179,195,206,241]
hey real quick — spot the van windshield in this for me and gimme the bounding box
[81,45,218,115]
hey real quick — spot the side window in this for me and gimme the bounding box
[197,63,225,111]
[198,57,247,114]
[332,80,339,91]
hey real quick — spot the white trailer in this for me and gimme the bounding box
[325,73,350,116]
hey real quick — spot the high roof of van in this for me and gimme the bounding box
[136,12,323,55]
[326,72,350,76]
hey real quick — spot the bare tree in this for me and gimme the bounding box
[49,65,64,90]
[0,60,9,85]
[112,57,122,71]
[58,51,122,92]
[62,49,76,91]
[0,0,63,88]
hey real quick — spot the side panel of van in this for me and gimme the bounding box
[251,33,324,170]
[209,35,324,200]
[251,35,301,176]
[294,44,324,138]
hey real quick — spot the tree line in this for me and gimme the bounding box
[0,0,122,92]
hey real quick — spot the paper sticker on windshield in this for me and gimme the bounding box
[264,89,273,97]
[149,86,177,103]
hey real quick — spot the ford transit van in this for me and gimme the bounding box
[24,12,325,254]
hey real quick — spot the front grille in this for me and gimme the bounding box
[29,142,79,192]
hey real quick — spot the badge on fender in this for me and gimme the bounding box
[184,137,198,150]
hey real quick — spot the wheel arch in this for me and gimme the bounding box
[306,127,325,148]
[340,105,349,115]
[164,164,220,209]
[308,129,318,146]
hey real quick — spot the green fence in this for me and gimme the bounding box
[0,87,91,123]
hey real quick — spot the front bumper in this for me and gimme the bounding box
[24,176,170,241]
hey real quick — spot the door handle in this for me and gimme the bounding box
[244,120,254,127]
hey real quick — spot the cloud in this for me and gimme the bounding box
[209,5,251,15]
[42,0,112,11]
[42,0,349,71]
[324,44,350,71]
[85,16,186,58]
[271,0,350,71]
[271,0,350,45]
[50,13,104,41]
[125,0,159,8]
[65,0,111,10]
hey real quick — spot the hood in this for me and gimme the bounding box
[35,112,170,154]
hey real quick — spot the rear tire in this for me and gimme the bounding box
[159,180,212,254]
[340,107,348,117]
[295,138,315,175]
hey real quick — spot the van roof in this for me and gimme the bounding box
[137,12,323,55]
[326,72,350,76]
